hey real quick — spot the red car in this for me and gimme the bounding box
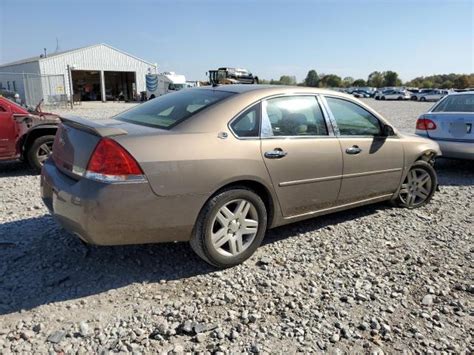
[0,96,59,172]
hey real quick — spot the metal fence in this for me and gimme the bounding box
[0,72,68,108]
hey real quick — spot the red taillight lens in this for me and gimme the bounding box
[87,138,143,176]
[416,117,437,130]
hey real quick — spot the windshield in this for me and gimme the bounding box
[116,89,234,129]
[432,94,474,113]
[168,83,186,91]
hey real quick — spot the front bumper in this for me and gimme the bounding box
[40,159,204,245]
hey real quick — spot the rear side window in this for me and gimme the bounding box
[432,94,474,113]
[326,97,381,136]
[261,96,328,137]
[117,89,234,129]
[230,103,260,137]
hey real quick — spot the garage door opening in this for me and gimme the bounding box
[104,71,136,101]
[71,70,101,101]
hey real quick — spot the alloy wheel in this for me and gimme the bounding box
[399,168,432,207]
[210,199,259,257]
[36,142,53,165]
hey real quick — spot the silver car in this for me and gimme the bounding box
[415,91,474,159]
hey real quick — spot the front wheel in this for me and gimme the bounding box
[381,96,386,100]
[26,135,55,173]
[190,188,267,268]
[395,160,437,208]
[420,97,426,102]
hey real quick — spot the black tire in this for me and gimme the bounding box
[375,96,380,100]
[394,160,437,209]
[420,97,426,102]
[190,187,267,268]
[397,96,403,100]
[381,96,386,100]
[26,135,55,173]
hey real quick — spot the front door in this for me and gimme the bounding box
[323,96,404,204]
[260,95,343,217]
[0,102,17,159]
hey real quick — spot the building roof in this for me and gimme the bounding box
[0,43,157,68]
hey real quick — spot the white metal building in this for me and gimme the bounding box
[0,43,157,104]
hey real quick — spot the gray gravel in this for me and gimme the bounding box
[0,100,472,353]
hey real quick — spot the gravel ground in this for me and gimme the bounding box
[0,100,472,353]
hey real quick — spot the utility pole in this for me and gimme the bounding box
[67,64,74,109]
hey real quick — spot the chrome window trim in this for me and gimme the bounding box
[321,95,400,139]
[227,92,336,140]
[259,94,334,139]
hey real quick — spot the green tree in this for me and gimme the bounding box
[304,70,319,87]
[453,75,470,89]
[320,74,342,87]
[342,76,354,88]
[367,71,384,87]
[352,79,367,87]
[383,71,401,87]
[440,80,453,89]
[421,80,434,88]
[278,75,297,86]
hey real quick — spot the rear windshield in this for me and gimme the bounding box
[432,94,474,113]
[116,89,234,129]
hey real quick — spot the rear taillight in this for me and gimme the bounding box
[416,117,437,130]
[85,138,146,183]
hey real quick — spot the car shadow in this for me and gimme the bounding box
[0,215,215,315]
[435,158,474,186]
[0,161,37,178]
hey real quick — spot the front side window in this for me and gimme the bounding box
[433,94,474,113]
[116,89,234,129]
[261,96,328,137]
[230,104,260,137]
[326,97,381,136]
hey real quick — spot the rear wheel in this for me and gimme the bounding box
[420,97,426,102]
[190,188,267,268]
[395,160,437,208]
[381,96,386,100]
[26,135,55,173]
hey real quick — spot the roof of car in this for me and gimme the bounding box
[197,84,348,97]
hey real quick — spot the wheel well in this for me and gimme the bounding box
[416,150,437,165]
[212,180,275,227]
[22,128,57,156]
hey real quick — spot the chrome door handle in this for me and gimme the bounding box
[264,148,287,159]
[345,145,362,155]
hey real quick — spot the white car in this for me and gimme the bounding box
[375,89,410,100]
[414,89,450,102]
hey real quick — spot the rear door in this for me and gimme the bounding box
[0,101,17,159]
[322,96,404,204]
[260,95,343,217]
[424,93,474,142]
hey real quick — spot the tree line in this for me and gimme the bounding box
[259,71,474,89]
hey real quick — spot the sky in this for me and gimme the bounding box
[0,0,473,82]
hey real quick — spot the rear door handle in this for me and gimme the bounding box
[345,145,362,155]
[264,148,287,159]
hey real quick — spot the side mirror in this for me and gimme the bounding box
[382,124,395,136]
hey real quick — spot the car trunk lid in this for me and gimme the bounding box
[423,112,474,142]
[52,116,164,179]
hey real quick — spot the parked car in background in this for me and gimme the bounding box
[416,91,473,160]
[0,89,21,104]
[0,97,60,171]
[412,89,450,101]
[42,85,440,268]
[352,89,371,98]
[375,89,410,100]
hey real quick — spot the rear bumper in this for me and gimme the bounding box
[40,159,206,245]
[416,134,474,160]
